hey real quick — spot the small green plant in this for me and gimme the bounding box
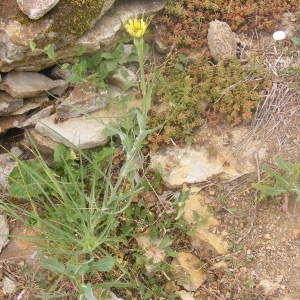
[6,142,140,298]
[30,41,138,91]
[292,36,300,46]
[149,54,205,148]
[252,157,300,201]
[291,22,300,47]
[63,44,138,90]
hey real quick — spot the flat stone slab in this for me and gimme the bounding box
[35,114,108,149]
[56,84,117,120]
[0,115,25,134]
[35,98,140,149]
[11,95,48,115]
[22,105,53,128]
[151,125,267,187]
[171,252,207,292]
[151,147,239,187]
[0,221,39,265]
[25,128,57,155]
[0,72,67,98]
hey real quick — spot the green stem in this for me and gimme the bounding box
[134,38,148,117]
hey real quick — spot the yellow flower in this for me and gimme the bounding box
[125,18,147,39]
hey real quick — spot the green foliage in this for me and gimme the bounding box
[8,159,54,199]
[292,16,300,47]
[5,142,133,297]
[61,43,137,90]
[149,54,204,148]
[149,54,266,148]
[253,157,300,201]
[43,44,55,59]
[4,139,190,298]
[30,41,138,91]
[292,37,300,46]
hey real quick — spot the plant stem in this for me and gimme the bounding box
[134,38,149,117]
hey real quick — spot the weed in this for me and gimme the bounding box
[5,142,139,297]
[3,140,189,298]
[252,157,300,201]
[30,41,138,91]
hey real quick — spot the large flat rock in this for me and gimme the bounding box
[35,98,140,149]
[0,72,67,98]
[35,114,108,149]
[78,0,166,51]
[151,125,267,187]
[151,146,239,187]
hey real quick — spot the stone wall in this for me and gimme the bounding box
[0,0,166,153]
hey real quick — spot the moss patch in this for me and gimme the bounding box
[15,0,106,47]
[149,55,268,149]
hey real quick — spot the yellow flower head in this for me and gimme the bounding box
[125,18,147,39]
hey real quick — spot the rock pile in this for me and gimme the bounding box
[0,0,166,152]
[0,71,62,134]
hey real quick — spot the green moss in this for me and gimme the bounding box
[48,0,106,40]
[14,0,106,47]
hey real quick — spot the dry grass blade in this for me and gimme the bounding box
[236,82,300,153]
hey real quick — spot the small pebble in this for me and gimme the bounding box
[3,277,17,295]
[273,30,286,41]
